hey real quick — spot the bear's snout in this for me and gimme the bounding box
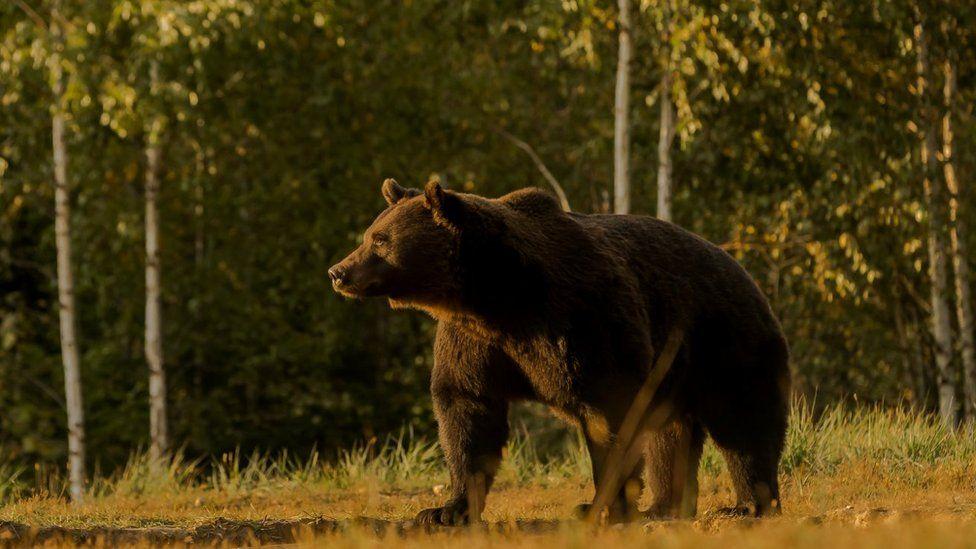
[328,259,379,298]
[328,264,347,287]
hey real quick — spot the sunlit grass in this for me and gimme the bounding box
[3,401,976,501]
[1,401,975,535]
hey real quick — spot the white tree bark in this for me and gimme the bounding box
[656,2,675,223]
[613,0,632,215]
[145,59,168,461]
[51,0,87,503]
[915,19,957,426]
[942,59,976,420]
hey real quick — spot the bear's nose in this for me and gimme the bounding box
[328,265,346,285]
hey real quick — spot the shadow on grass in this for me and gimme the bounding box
[0,516,569,546]
[4,504,975,546]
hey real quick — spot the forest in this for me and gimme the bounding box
[1,0,975,510]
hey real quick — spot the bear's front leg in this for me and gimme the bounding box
[415,385,509,527]
[415,327,513,527]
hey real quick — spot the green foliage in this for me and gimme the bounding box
[2,0,975,473]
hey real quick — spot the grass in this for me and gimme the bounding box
[1,401,976,546]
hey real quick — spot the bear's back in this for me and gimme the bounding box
[487,188,781,342]
[577,213,782,337]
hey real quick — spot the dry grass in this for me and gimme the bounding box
[2,403,976,546]
[310,519,976,549]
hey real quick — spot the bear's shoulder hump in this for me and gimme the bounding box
[498,188,563,217]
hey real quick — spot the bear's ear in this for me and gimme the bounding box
[424,180,465,227]
[381,178,420,206]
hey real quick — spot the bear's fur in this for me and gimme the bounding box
[330,179,790,526]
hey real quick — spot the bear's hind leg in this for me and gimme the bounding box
[574,414,644,524]
[704,377,787,518]
[719,445,782,517]
[575,434,644,523]
[644,416,704,520]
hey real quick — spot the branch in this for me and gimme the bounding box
[899,273,932,316]
[588,328,683,522]
[17,370,66,411]
[8,257,56,282]
[12,0,47,29]
[12,0,75,33]
[494,128,571,212]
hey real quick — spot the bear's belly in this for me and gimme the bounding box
[502,338,584,414]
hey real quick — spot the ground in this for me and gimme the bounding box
[1,404,975,546]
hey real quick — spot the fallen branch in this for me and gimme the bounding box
[587,328,684,522]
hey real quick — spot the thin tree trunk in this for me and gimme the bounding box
[911,298,940,413]
[915,18,957,425]
[145,59,168,461]
[194,146,205,266]
[656,2,675,223]
[942,58,976,420]
[51,0,86,503]
[193,149,205,437]
[613,0,632,215]
[894,295,927,408]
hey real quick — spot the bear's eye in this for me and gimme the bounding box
[372,233,390,248]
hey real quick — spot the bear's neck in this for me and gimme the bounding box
[396,207,609,330]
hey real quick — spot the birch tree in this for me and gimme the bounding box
[941,56,976,420]
[50,0,87,502]
[914,15,957,425]
[655,0,675,223]
[613,0,633,214]
[145,58,168,460]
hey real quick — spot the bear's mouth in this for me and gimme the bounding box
[333,284,362,299]
[332,279,385,299]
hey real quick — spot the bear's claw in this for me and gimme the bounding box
[573,503,592,520]
[414,500,469,527]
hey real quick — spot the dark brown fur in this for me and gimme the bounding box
[330,179,791,525]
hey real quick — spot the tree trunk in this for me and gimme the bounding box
[894,294,927,409]
[51,0,87,503]
[613,0,632,215]
[656,2,675,223]
[942,58,976,420]
[145,59,168,461]
[915,18,957,426]
[912,297,941,413]
[190,140,207,436]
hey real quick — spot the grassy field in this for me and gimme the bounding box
[2,403,976,546]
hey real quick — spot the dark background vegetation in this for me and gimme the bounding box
[1,1,975,470]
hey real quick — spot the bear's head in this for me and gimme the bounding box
[328,178,467,308]
[331,178,569,321]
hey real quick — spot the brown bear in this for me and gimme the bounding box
[329,179,790,526]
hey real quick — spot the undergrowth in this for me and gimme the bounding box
[2,401,974,506]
